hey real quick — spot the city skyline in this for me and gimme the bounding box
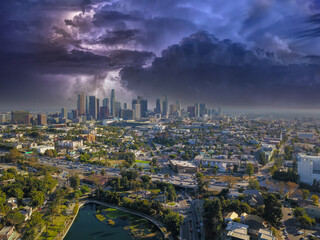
[1,1,320,110]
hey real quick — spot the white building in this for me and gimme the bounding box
[34,145,55,154]
[297,153,320,185]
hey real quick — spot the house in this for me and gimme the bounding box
[226,221,250,240]
[258,229,275,240]
[243,215,265,236]
[305,205,320,218]
[243,190,264,206]
[225,212,239,222]
[0,226,15,240]
[20,206,33,221]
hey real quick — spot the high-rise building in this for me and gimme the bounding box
[134,103,141,119]
[89,96,97,119]
[99,106,109,119]
[61,108,68,120]
[200,103,206,117]
[114,101,121,117]
[77,93,86,115]
[86,95,89,116]
[169,104,177,116]
[161,95,168,117]
[110,89,115,117]
[195,103,200,118]
[121,109,134,120]
[176,100,181,117]
[72,109,79,119]
[132,96,147,118]
[155,98,161,114]
[102,98,109,108]
[187,106,196,118]
[97,99,100,119]
[37,114,47,125]
[123,103,127,110]
[11,111,30,124]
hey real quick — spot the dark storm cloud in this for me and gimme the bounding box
[121,31,320,107]
[1,0,320,109]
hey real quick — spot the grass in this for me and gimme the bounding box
[167,202,176,206]
[103,208,130,219]
[135,160,150,164]
[108,160,125,167]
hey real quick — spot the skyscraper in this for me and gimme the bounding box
[155,98,161,114]
[110,89,115,117]
[200,103,206,117]
[134,103,141,119]
[97,99,100,118]
[37,114,47,125]
[161,95,168,117]
[61,108,68,120]
[102,98,109,108]
[89,96,97,119]
[195,103,200,118]
[132,96,147,118]
[114,101,121,117]
[123,103,127,110]
[77,93,86,115]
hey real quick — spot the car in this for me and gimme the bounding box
[297,231,303,235]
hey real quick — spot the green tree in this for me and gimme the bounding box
[246,163,254,177]
[311,195,319,206]
[101,169,106,176]
[6,211,25,225]
[248,179,260,190]
[69,173,80,189]
[196,172,209,194]
[263,194,283,227]
[31,191,45,207]
[163,211,183,237]
[302,189,310,200]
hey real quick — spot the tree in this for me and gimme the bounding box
[246,163,254,177]
[222,175,238,188]
[311,195,319,206]
[263,194,283,227]
[101,169,105,176]
[302,189,310,200]
[248,179,260,190]
[69,173,80,189]
[164,173,170,181]
[196,172,209,194]
[31,191,45,207]
[233,164,238,173]
[6,211,25,225]
[163,211,183,237]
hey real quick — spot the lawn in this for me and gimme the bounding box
[135,160,150,164]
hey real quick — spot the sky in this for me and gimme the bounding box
[1,0,320,110]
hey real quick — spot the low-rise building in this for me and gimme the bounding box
[169,160,198,173]
[0,226,15,240]
[297,153,320,185]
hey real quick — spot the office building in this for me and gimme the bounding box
[97,99,100,118]
[99,106,109,119]
[195,103,200,118]
[121,109,135,120]
[89,96,97,119]
[161,95,168,117]
[37,114,47,125]
[200,103,206,117]
[169,104,177,116]
[72,110,79,119]
[123,103,127,110]
[187,106,196,118]
[114,101,121,117]
[11,111,31,124]
[297,153,320,185]
[133,103,141,119]
[132,96,147,117]
[61,108,68,120]
[155,98,161,114]
[102,98,109,108]
[110,89,115,117]
[86,95,89,115]
[77,93,86,115]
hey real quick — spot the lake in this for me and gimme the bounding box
[64,203,162,240]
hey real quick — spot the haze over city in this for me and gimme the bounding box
[1,0,320,110]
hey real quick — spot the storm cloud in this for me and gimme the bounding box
[1,0,320,109]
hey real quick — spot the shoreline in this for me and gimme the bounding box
[61,200,167,240]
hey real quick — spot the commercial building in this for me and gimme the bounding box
[77,93,86,115]
[37,114,47,125]
[155,98,161,114]
[121,109,135,120]
[297,153,320,185]
[194,155,240,172]
[161,95,168,117]
[169,160,198,173]
[110,89,115,116]
[61,108,68,120]
[132,96,147,117]
[89,96,97,119]
[11,111,31,124]
[133,103,141,119]
[225,221,250,240]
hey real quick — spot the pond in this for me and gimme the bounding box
[64,203,163,240]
